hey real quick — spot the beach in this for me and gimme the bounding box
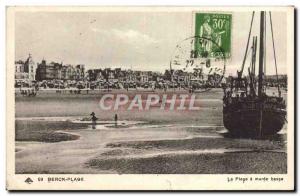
[15,88,287,174]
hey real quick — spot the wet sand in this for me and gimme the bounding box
[15,88,287,174]
[89,151,286,174]
[16,120,84,142]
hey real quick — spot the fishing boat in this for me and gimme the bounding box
[223,11,286,137]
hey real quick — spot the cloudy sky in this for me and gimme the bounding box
[15,10,287,75]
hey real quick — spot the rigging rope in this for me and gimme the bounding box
[264,13,267,76]
[239,11,255,77]
[269,12,281,95]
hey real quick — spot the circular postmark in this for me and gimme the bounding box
[170,36,226,92]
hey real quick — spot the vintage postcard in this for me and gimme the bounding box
[6,6,294,190]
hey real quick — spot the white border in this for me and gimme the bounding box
[1,0,298,194]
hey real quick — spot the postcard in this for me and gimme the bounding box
[6,6,294,190]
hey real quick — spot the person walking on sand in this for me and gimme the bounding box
[90,112,98,121]
[90,112,98,129]
[114,114,118,127]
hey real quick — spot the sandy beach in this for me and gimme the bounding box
[15,88,287,174]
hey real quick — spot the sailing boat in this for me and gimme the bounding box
[223,11,286,137]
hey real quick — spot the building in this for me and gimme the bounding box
[113,68,127,82]
[35,60,62,80]
[87,69,104,81]
[135,71,149,83]
[151,72,163,82]
[35,60,85,81]
[15,60,28,80]
[15,54,36,81]
[107,68,117,83]
[61,65,74,80]
[87,68,125,82]
[75,64,85,80]
[172,70,191,84]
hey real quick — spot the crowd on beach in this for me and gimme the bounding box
[15,78,225,96]
[15,75,287,97]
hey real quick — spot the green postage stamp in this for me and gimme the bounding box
[194,13,232,59]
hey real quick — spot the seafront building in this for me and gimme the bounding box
[15,54,36,82]
[86,68,156,83]
[14,55,287,88]
[35,60,85,81]
[14,55,215,86]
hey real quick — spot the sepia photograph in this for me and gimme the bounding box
[6,6,295,190]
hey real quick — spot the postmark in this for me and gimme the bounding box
[170,36,226,92]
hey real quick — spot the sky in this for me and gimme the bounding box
[15,10,287,75]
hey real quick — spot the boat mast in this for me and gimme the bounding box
[258,11,265,98]
[269,12,281,96]
[252,36,257,76]
[238,11,255,78]
[249,36,257,96]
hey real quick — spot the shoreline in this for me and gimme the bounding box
[14,88,287,174]
[87,151,287,174]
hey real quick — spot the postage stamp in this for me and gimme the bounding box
[6,6,295,191]
[194,12,232,59]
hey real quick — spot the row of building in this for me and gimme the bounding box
[15,55,213,85]
[35,60,85,81]
[15,55,85,82]
[86,68,164,83]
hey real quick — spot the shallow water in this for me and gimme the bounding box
[15,117,287,174]
[14,88,288,174]
[16,115,287,141]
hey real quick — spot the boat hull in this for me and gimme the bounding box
[223,107,286,136]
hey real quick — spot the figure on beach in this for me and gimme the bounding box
[90,112,98,129]
[114,113,118,127]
